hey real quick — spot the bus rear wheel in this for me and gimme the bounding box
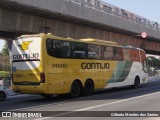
[132,77,140,89]
[70,81,81,98]
[83,80,94,96]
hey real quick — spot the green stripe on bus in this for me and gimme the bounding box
[108,61,133,83]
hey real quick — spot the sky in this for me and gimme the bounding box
[103,0,160,23]
[0,40,5,52]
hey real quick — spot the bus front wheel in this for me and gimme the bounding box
[83,80,94,96]
[70,81,81,98]
[132,77,140,89]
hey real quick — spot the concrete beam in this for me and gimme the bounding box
[1,0,159,41]
[0,8,46,33]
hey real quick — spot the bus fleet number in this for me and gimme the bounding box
[52,64,68,68]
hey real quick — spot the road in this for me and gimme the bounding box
[1,80,160,120]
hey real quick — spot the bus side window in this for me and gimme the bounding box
[118,48,123,60]
[46,39,71,58]
[74,51,85,59]
[87,44,101,59]
[123,48,131,61]
[54,42,62,58]
[113,47,119,60]
[71,42,86,59]
[46,39,55,56]
[140,50,146,63]
[53,41,71,58]
[62,42,71,58]
[103,46,113,60]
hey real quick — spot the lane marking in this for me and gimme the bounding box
[76,91,160,111]
[35,91,160,119]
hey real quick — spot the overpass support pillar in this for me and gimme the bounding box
[6,39,12,72]
[6,39,12,52]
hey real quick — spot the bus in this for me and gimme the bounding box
[11,33,148,98]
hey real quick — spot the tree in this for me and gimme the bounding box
[147,56,160,68]
[0,42,10,71]
[1,42,9,56]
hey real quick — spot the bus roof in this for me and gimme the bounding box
[17,33,146,51]
[123,45,145,51]
[80,38,118,45]
[18,33,122,48]
[18,33,46,38]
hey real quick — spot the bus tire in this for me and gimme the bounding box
[0,92,6,101]
[70,81,81,98]
[132,76,140,89]
[41,94,53,99]
[83,80,94,96]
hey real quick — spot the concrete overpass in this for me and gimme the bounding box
[0,0,160,55]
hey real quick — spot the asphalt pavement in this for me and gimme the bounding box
[1,76,160,120]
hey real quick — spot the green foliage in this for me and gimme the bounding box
[147,56,160,69]
[1,42,9,55]
[0,41,10,71]
[0,55,10,71]
[0,71,10,78]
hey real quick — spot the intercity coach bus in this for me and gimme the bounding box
[11,33,148,98]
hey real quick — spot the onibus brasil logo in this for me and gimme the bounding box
[18,41,32,50]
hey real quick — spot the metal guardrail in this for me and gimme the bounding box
[66,0,160,31]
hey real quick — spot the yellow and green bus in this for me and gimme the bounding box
[11,33,148,98]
